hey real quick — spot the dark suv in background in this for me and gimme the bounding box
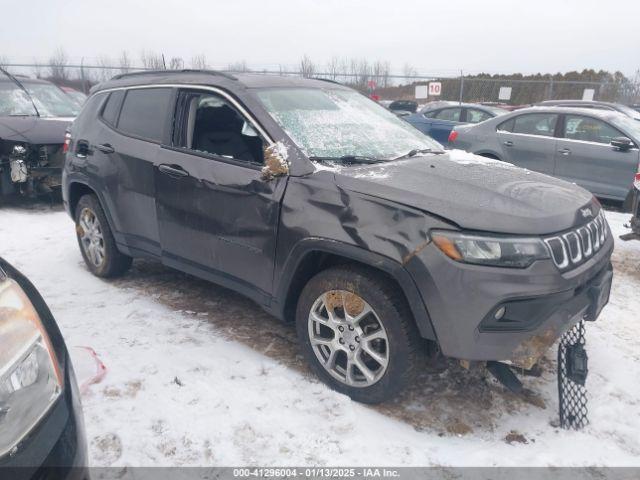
[63,71,613,403]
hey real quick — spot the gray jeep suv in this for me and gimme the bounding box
[62,71,613,403]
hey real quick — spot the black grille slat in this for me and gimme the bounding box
[544,211,608,270]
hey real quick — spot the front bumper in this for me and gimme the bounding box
[407,233,614,368]
[0,146,63,196]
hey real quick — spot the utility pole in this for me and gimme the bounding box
[80,57,87,94]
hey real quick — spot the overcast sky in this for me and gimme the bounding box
[3,0,639,76]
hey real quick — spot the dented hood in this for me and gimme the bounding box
[333,151,595,235]
[0,116,72,145]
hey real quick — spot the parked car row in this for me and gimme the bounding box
[403,101,508,144]
[449,106,640,206]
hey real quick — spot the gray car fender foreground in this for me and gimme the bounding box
[274,238,438,341]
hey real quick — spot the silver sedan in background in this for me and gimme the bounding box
[449,107,640,207]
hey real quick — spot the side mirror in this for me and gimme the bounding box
[261,142,289,180]
[611,136,634,151]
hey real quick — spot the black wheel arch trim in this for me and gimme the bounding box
[473,150,502,160]
[65,175,123,246]
[273,237,438,341]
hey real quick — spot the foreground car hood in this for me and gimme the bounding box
[0,116,73,145]
[334,150,596,235]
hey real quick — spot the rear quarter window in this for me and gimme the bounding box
[101,90,125,127]
[72,92,107,127]
[497,118,515,132]
[117,88,173,142]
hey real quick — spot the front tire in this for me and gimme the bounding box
[75,194,132,278]
[296,265,421,403]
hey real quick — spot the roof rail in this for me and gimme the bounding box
[111,69,237,81]
[312,77,343,86]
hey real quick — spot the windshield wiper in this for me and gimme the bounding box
[391,148,445,161]
[309,155,385,165]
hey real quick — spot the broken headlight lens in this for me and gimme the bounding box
[431,230,550,268]
[0,277,62,457]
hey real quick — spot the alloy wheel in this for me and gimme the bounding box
[78,208,106,268]
[307,290,389,387]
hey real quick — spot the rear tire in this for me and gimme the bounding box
[75,194,132,278]
[296,265,421,403]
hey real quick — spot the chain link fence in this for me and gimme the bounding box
[2,63,639,106]
[375,76,639,106]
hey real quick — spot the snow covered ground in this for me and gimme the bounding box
[0,203,639,467]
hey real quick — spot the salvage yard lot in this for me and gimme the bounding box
[0,204,639,466]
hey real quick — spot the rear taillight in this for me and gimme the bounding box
[62,131,71,154]
[634,172,640,190]
[448,130,458,143]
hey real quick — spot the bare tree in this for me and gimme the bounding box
[402,63,417,82]
[372,60,391,88]
[338,57,350,83]
[190,54,207,70]
[141,51,164,70]
[326,56,340,80]
[118,51,132,73]
[0,55,9,68]
[168,56,184,70]
[31,59,44,78]
[97,55,115,81]
[227,60,249,72]
[356,59,371,88]
[348,58,360,86]
[299,54,316,78]
[629,69,640,102]
[49,48,69,80]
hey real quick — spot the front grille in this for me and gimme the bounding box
[544,210,609,270]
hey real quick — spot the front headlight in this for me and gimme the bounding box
[431,230,550,268]
[0,277,62,457]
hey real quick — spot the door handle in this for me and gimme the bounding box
[503,141,513,147]
[558,148,571,155]
[158,164,189,178]
[94,143,115,154]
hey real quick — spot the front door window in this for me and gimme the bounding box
[174,92,265,164]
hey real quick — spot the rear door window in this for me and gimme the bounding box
[511,113,558,137]
[563,115,623,144]
[117,88,173,142]
[466,108,492,124]
[433,108,462,122]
